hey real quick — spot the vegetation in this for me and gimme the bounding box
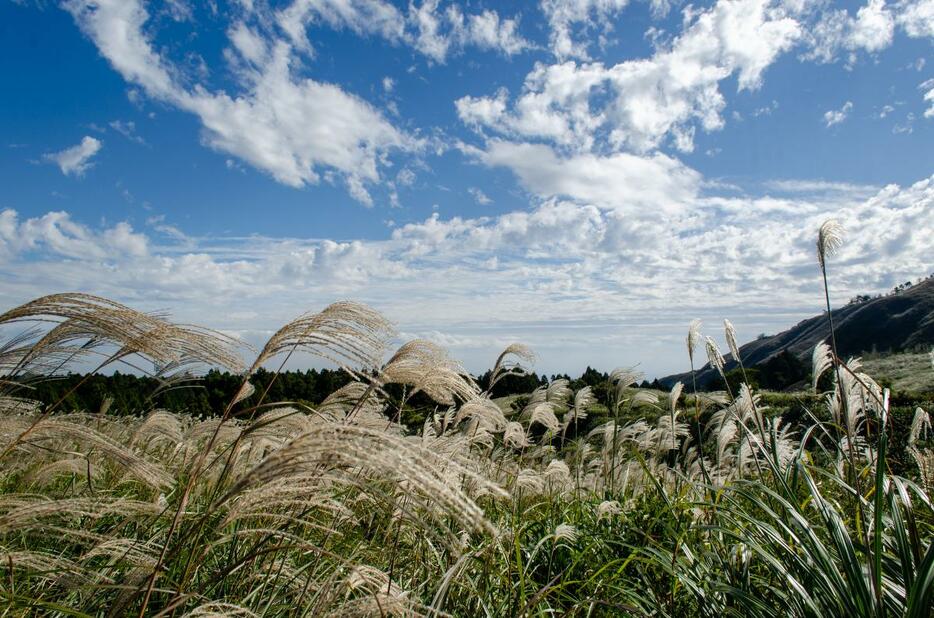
[863,351,934,393]
[0,221,932,617]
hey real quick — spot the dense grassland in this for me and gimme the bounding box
[863,351,934,393]
[0,220,933,617]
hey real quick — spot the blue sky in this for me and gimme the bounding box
[1,0,932,377]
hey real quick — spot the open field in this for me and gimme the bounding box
[0,285,932,617]
[863,351,934,393]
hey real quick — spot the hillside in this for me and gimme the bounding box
[660,278,934,389]
[862,351,934,392]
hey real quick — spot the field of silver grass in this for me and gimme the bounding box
[0,221,932,617]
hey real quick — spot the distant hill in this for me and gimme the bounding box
[659,277,934,390]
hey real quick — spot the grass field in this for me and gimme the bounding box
[863,351,934,393]
[0,221,932,617]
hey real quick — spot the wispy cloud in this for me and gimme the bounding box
[42,136,102,177]
[64,0,415,205]
[824,101,853,127]
[109,120,145,145]
[468,187,492,205]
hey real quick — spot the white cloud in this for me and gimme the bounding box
[540,0,631,59]
[764,179,879,198]
[65,0,410,203]
[64,0,177,99]
[470,140,701,214]
[276,0,407,53]
[42,136,102,177]
[109,120,145,144]
[275,0,531,63]
[457,0,800,154]
[537,0,676,59]
[188,42,406,192]
[408,1,532,62]
[893,112,916,134]
[799,0,934,64]
[896,0,934,38]
[823,101,853,127]
[921,78,934,117]
[0,210,146,260]
[850,0,896,51]
[468,187,492,205]
[3,174,932,376]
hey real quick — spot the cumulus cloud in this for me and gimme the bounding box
[895,0,934,38]
[0,210,146,260]
[799,0,934,63]
[407,0,532,62]
[42,136,102,177]
[540,0,631,59]
[275,0,531,63]
[457,0,800,154]
[470,140,701,214]
[64,0,409,203]
[824,101,854,127]
[804,1,893,63]
[539,0,676,59]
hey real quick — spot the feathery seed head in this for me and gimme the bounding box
[705,336,725,376]
[596,500,621,520]
[817,218,844,268]
[553,523,578,544]
[687,319,702,365]
[723,319,741,363]
[812,341,834,391]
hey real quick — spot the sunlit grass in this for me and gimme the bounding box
[0,221,931,617]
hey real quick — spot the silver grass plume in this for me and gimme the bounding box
[546,378,572,404]
[596,500,621,520]
[231,379,255,405]
[0,293,246,372]
[812,341,834,391]
[529,402,561,434]
[488,343,536,390]
[249,301,393,375]
[669,382,684,417]
[2,416,172,489]
[503,421,529,449]
[687,319,702,366]
[342,565,419,617]
[909,407,930,446]
[567,386,595,424]
[723,319,741,363]
[381,339,478,405]
[454,397,507,432]
[222,421,506,537]
[705,336,725,377]
[553,523,579,544]
[817,218,844,268]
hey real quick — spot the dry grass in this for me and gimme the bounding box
[862,350,934,392]
[0,221,931,616]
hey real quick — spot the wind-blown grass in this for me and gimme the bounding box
[0,222,932,617]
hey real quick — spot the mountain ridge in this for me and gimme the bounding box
[659,277,934,389]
